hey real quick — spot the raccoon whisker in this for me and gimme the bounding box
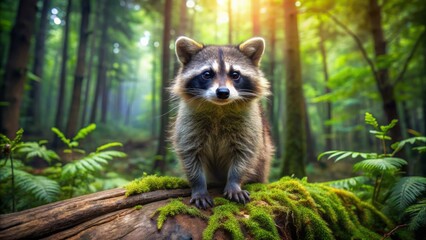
[160,103,181,118]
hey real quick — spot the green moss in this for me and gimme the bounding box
[203,198,244,240]
[124,174,189,196]
[145,176,391,240]
[134,205,142,210]
[242,204,280,240]
[153,198,207,230]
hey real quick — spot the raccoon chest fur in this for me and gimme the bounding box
[174,102,263,183]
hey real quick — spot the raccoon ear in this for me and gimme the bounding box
[238,37,265,66]
[175,36,204,64]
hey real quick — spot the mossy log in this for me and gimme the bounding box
[0,177,392,240]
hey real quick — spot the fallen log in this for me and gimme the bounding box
[0,176,393,240]
[0,187,192,239]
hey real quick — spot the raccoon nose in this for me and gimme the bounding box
[216,87,230,99]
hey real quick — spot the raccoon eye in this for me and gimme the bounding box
[202,70,214,80]
[230,71,240,81]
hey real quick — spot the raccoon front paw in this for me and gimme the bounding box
[190,192,214,209]
[224,186,250,204]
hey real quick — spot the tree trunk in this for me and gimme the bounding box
[281,0,306,178]
[153,0,173,172]
[267,0,280,158]
[81,2,101,126]
[318,17,333,151]
[251,0,260,36]
[54,0,72,131]
[27,0,50,131]
[66,0,90,137]
[100,72,109,123]
[228,0,233,44]
[0,0,37,139]
[90,1,108,124]
[368,0,403,142]
[151,45,158,139]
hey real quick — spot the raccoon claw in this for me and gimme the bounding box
[224,189,250,204]
[190,193,214,209]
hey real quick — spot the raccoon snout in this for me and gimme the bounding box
[216,87,230,99]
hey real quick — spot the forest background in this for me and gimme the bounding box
[0,0,425,214]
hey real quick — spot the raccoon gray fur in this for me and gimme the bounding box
[171,36,274,209]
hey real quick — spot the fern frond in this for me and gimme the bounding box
[318,150,377,162]
[52,127,71,147]
[365,112,378,129]
[12,128,24,146]
[323,176,369,190]
[405,199,426,230]
[380,119,398,133]
[62,150,126,178]
[13,169,60,203]
[388,177,426,211]
[413,146,426,153]
[73,123,96,141]
[391,136,426,155]
[16,142,59,163]
[0,134,10,144]
[353,158,407,174]
[96,142,123,152]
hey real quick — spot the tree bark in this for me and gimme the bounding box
[54,0,72,131]
[153,0,173,172]
[281,0,307,178]
[0,0,37,138]
[0,188,192,240]
[267,0,280,158]
[100,70,110,123]
[90,1,108,124]
[27,0,50,130]
[66,0,91,137]
[368,0,402,142]
[81,2,101,126]
[318,17,333,150]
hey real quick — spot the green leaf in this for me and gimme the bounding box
[52,127,71,147]
[96,142,123,152]
[365,112,378,129]
[318,150,375,162]
[11,128,24,148]
[353,158,407,173]
[336,151,353,161]
[388,177,426,211]
[405,200,426,231]
[16,142,59,163]
[61,150,126,178]
[73,123,96,141]
[391,137,426,154]
[317,150,336,160]
[13,169,60,203]
[27,71,41,82]
[0,134,11,144]
[323,176,369,190]
[380,119,398,133]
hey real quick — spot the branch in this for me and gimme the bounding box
[381,224,408,240]
[393,29,426,86]
[323,11,379,82]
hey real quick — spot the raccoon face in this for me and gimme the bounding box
[172,37,270,106]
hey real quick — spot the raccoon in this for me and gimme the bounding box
[171,36,274,209]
